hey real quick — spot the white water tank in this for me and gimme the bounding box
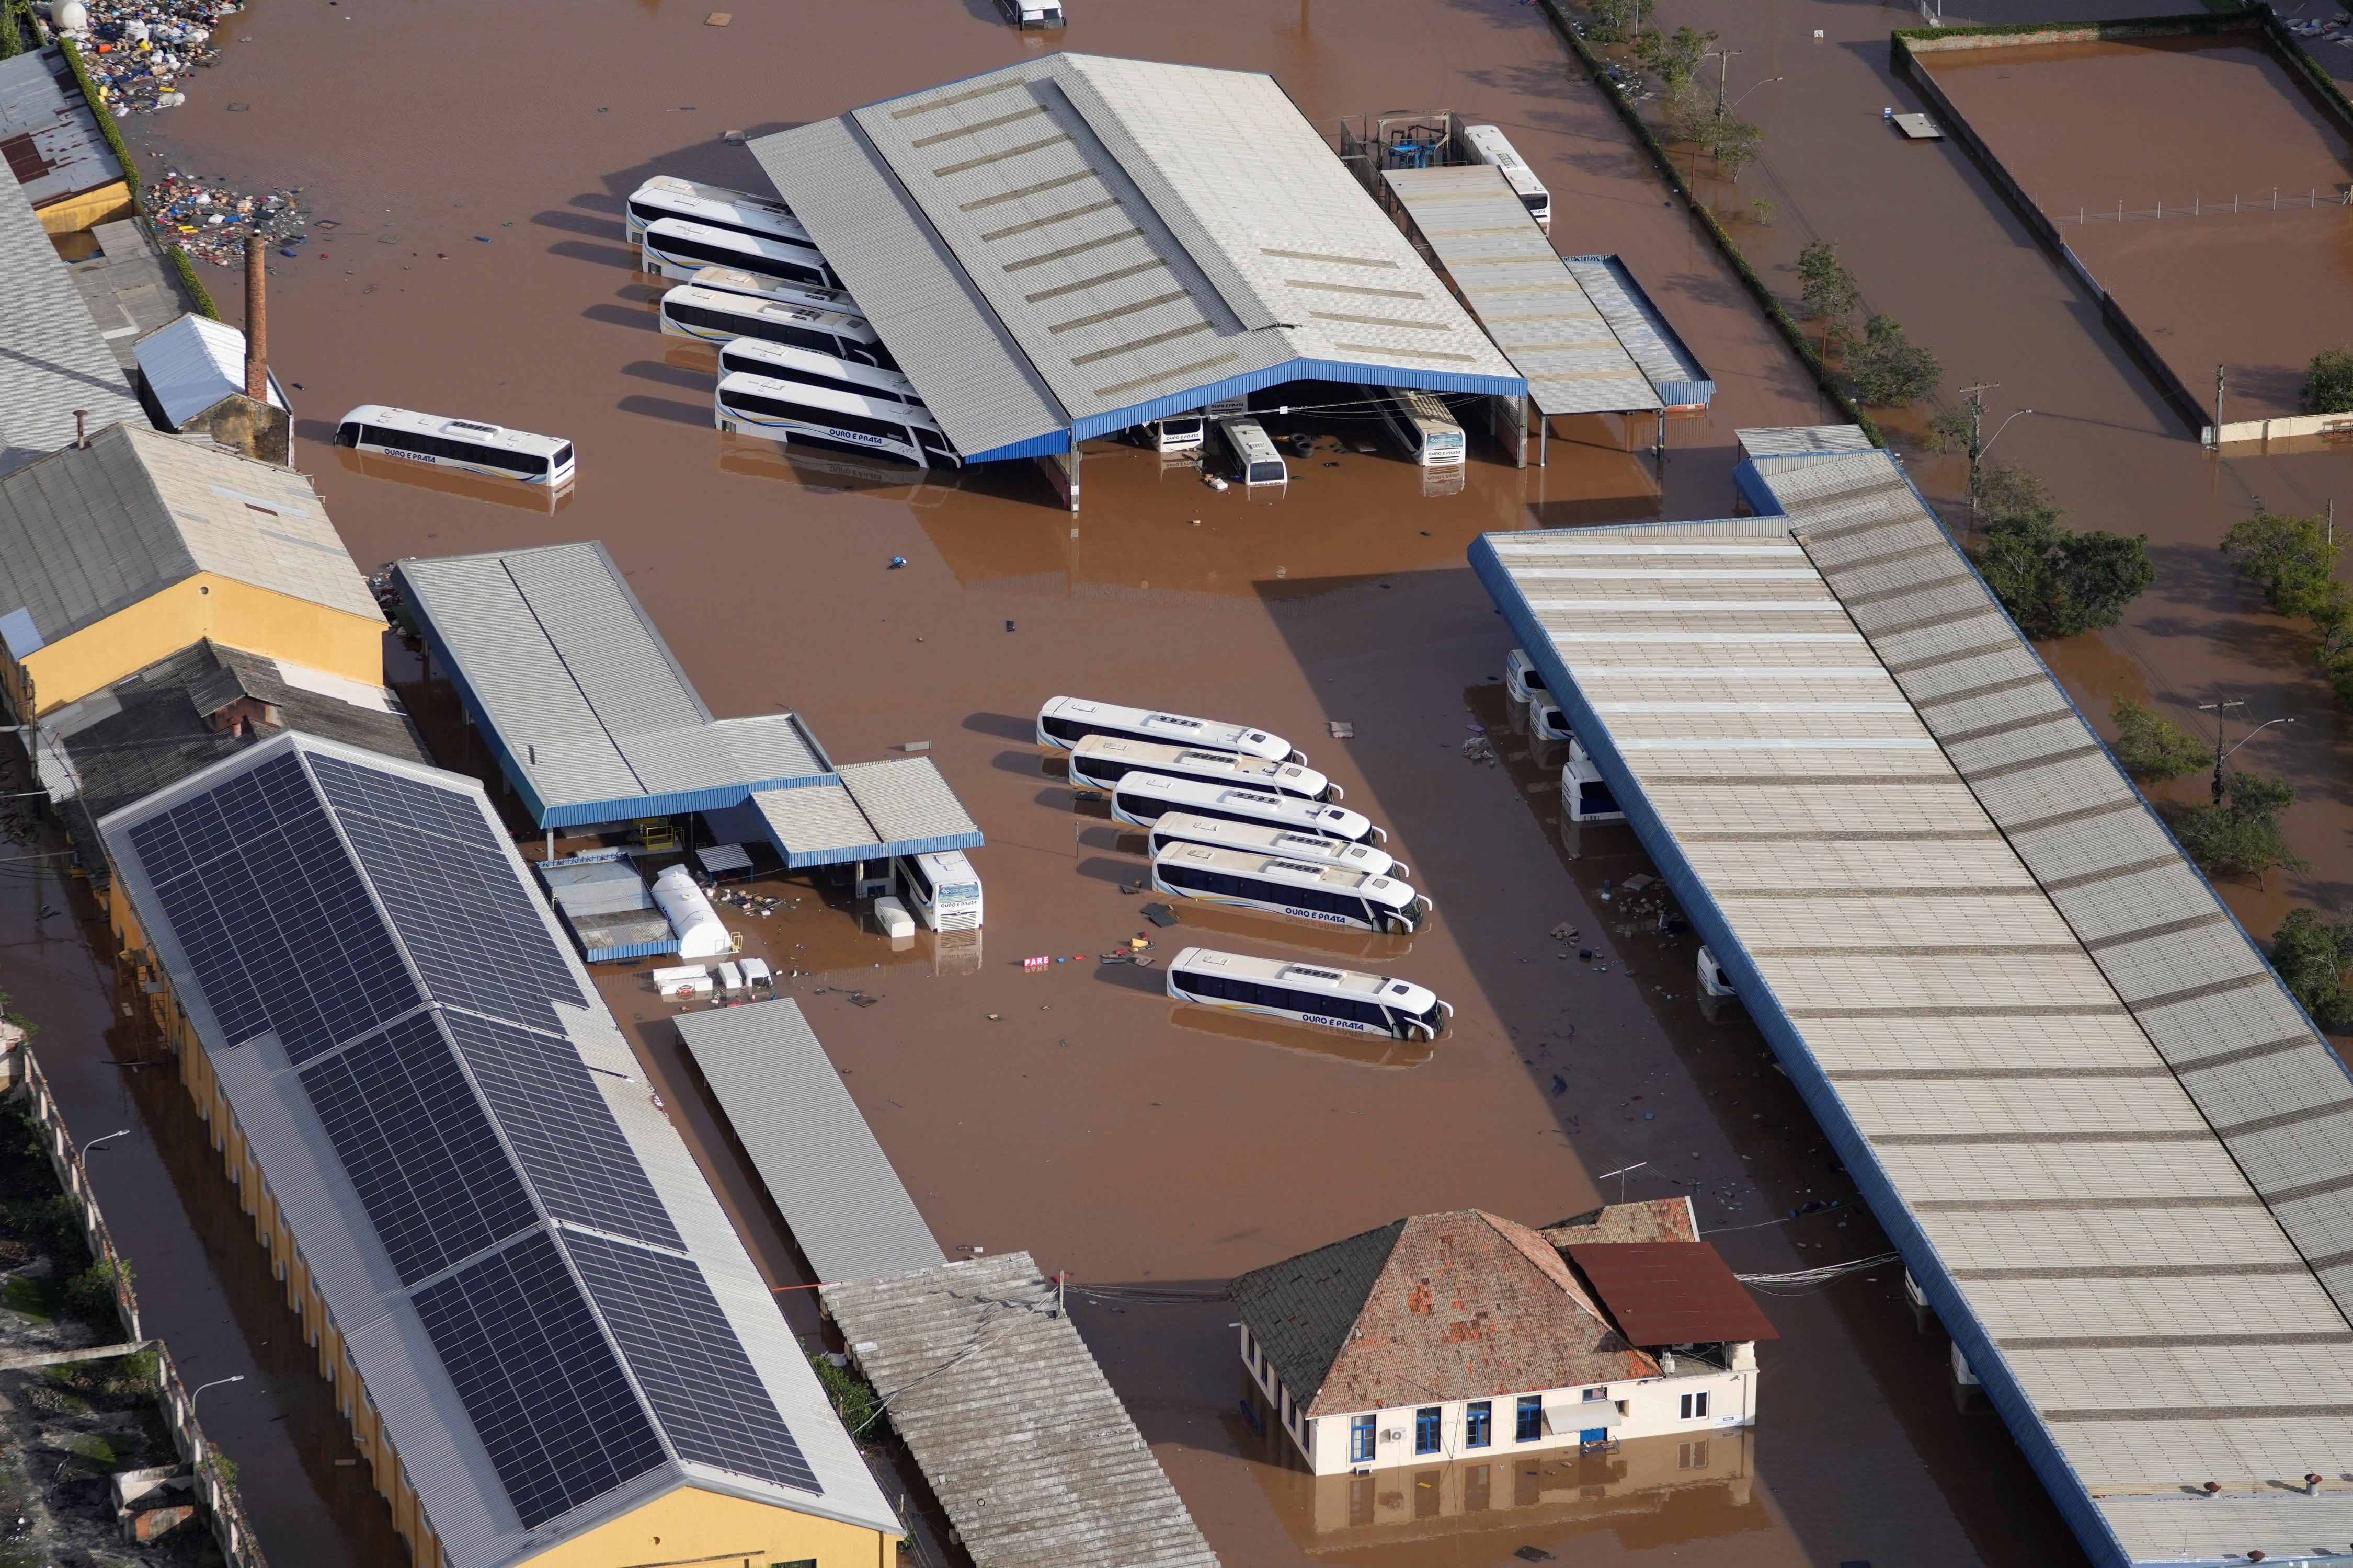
[652,865,732,959]
[50,0,88,30]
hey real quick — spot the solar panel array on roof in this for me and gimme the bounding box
[101,735,898,1564]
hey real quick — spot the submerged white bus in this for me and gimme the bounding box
[1504,647,1549,705]
[624,175,797,244]
[1152,842,1429,933]
[689,264,858,317]
[718,339,923,407]
[1374,387,1467,468]
[1562,753,1624,823]
[1529,693,1573,746]
[641,216,841,290]
[1068,736,1337,802]
[1167,947,1452,1040]
[716,373,962,470]
[1465,123,1551,232]
[1220,417,1288,487]
[660,284,895,368]
[1146,812,1407,881]
[892,849,981,931]
[334,406,574,486]
[1036,697,1300,764]
[1143,413,1205,453]
[1107,773,1381,846]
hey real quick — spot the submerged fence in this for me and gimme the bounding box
[2048,186,2353,225]
[6,1036,269,1568]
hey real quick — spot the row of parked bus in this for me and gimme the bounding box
[624,175,970,472]
[1504,648,1623,826]
[1035,697,1453,1043]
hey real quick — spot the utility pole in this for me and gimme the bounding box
[1955,380,1997,533]
[2198,699,2245,805]
[1707,47,1744,116]
[2211,363,2226,448]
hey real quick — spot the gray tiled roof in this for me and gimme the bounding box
[1471,442,2353,1567]
[0,175,140,475]
[677,1001,944,1285]
[752,758,983,867]
[750,55,1520,460]
[823,1252,1218,1568]
[0,421,372,655]
[0,47,123,210]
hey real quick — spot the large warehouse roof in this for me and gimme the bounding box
[100,735,898,1568]
[1471,431,2353,1568]
[394,542,835,827]
[751,54,1523,462]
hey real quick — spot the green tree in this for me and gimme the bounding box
[1796,240,1861,357]
[2172,768,2308,889]
[809,1349,889,1440]
[2306,346,2353,415]
[1706,115,1763,181]
[1633,23,1716,89]
[2272,907,2353,1026]
[2109,697,2209,781]
[1845,314,1941,408]
[1586,0,1655,43]
[1972,470,2153,639]
[64,1257,133,1330]
[2220,509,2340,618]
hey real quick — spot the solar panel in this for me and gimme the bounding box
[413,1231,667,1529]
[563,1230,819,1493]
[125,752,419,1061]
[308,754,582,1031]
[299,1013,539,1285]
[443,1011,682,1251]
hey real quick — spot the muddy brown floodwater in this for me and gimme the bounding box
[1922,33,2353,423]
[13,0,2319,1565]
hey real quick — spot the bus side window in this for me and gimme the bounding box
[906,857,933,900]
[335,422,360,448]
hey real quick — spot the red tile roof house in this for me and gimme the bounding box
[1227,1200,1777,1475]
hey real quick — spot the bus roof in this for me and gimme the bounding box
[337,405,569,456]
[1152,812,1386,860]
[664,284,875,338]
[1155,840,1407,900]
[1171,946,1437,1006]
[632,175,797,223]
[1075,734,1329,794]
[690,266,856,314]
[720,371,946,432]
[644,213,820,256]
[721,338,916,396]
[1040,696,1289,756]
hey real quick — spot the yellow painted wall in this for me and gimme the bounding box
[521,1486,892,1568]
[37,180,134,235]
[16,571,383,715]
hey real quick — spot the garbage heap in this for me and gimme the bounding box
[142,166,306,265]
[54,0,244,115]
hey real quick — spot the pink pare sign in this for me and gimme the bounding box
[1023,956,1050,969]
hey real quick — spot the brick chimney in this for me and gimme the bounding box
[244,234,267,403]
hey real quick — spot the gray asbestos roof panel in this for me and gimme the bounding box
[0,165,146,473]
[1385,165,1658,416]
[677,1002,944,1285]
[822,1253,1219,1568]
[1471,441,2353,1567]
[0,47,122,210]
[838,757,981,849]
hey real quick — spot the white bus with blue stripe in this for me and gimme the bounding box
[641,216,841,290]
[660,284,895,368]
[688,265,859,318]
[1107,773,1381,845]
[1146,812,1408,881]
[716,372,961,470]
[334,406,574,486]
[624,175,798,244]
[1374,386,1467,467]
[1151,841,1429,933]
[1036,696,1301,764]
[1069,735,1338,803]
[718,339,922,408]
[1167,947,1451,1040]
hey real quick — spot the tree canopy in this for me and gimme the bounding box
[2109,697,2208,782]
[2272,908,2353,1027]
[2306,346,2353,416]
[1846,314,1940,408]
[2171,769,2308,890]
[1971,466,2153,640]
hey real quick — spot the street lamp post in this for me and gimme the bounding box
[79,1128,129,1157]
[190,1374,246,1490]
[2197,699,2294,803]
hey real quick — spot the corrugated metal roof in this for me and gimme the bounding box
[752,759,985,867]
[132,313,288,428]
[0,47,122,210]
[1384,164,1659,416]
[750,55,1520,461]
[99,734,900,1568]
[1562,255,1712,408]
[0,422,369,657]
[823,1252,1219,1568]
[394,543,833,826]
[0,172,140,475]
[677,1002,944,1284]
[1471,461,2353,1568]
[1566,1242,1779,1347]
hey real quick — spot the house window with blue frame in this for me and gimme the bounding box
[1414,1406,1442,1455]
[1350,1415,1376,1463]
[1515,1394,1543,1441]
[1465,1401,1492,1448]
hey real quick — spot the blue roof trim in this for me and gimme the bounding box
[770,827,985,869]
[1469,529,2134,1568]
[964,428,1071,463]
[540,774,837,831]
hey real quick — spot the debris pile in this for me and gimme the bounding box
[140,167,306,265]
[59,0,242,115]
